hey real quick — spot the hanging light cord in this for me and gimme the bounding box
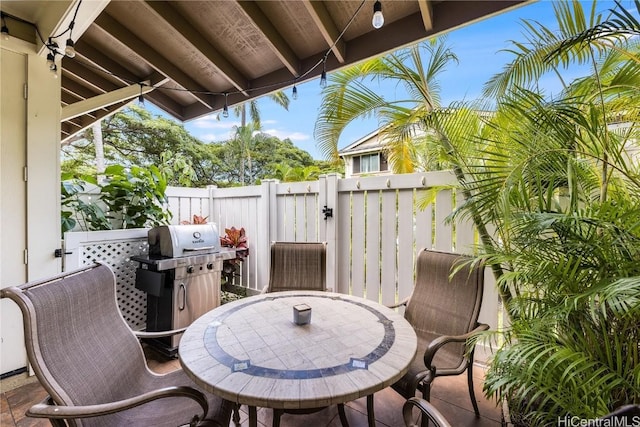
[49,0,82,40]
[3,0,368,103]
[297,0,367,82]
[3,0,82,57]
[78,0,366,98]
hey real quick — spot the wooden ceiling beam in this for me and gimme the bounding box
[143,1,249,97]
[72,40,164,86]
[236,1,300,76]
[61,103,127,144]
[61,81,153,121]
[417,0,434,31]
[61,92,100,118]
[61,124,72,137]
[94,13,214,110]
[61,91,82,106]
[62,60,119,94]
[301,0,346,64]
[62,75,104,100]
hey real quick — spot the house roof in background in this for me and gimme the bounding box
[0,0,530,143]
[339,128,384,156]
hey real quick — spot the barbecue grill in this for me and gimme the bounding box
[132,224,235,356]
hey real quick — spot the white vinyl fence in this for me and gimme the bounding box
[208,172,498,334]
[63,171,499,360]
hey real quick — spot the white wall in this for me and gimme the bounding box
[1,40,62,375]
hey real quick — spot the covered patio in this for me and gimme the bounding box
[2,1,531,426]
[1,0,530,379]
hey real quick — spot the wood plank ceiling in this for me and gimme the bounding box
[1,0,530,143]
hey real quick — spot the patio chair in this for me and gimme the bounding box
[261,241,327,293]
[403,397,452,427]
[599,404,640,423]
[389,248,489,417]
[0,263,234,427]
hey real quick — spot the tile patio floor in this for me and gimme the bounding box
[1,346,504,427]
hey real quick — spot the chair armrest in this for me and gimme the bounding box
[403,397,451,427]
[387,296,410,309]
[134,327,187,339]
[27,386,207,422]
[423,323,489,368]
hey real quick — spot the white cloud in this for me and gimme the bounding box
[190,115,239,130]
[262,129,311,142]
[198,131,234,143]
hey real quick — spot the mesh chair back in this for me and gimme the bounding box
[4,264,149,409]
[267,242,327,293]
[405,249,484,362]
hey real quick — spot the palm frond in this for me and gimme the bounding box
[483,0,607,98]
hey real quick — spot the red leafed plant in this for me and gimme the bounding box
[220,227,248,254]
[220,227,249,285]
[180,214,208,225]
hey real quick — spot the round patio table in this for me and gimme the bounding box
[179,291,417,427]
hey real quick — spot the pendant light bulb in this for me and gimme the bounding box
[1,24,9,41]
[138,84,145,106]
[65,39,76,58]
[372,1,384,29]
[292,84,298,100]
[222,94,229,118]
[320,71,327,88]
[47,52,56,70]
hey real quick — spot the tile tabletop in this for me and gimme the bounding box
[179,291,417,411]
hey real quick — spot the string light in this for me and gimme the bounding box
[372,1,384,29]
[223,93,229,118]
[46,52,56,70]
[63,0,366,111]
[65,39,76,58]
[320,61,327,89]
[138,83,145,106]
[5,0,370,116]
[64,20,76,57]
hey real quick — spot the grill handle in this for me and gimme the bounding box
[183,246,218,252]
[178,283,186,311]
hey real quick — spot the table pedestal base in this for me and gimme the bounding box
[247,394,375,427]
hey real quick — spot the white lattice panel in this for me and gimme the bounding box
[79,239,149,330]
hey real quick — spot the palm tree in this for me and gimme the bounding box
[230,122,261,185]
[315,40,456,170]
[229,91,290,186]
[314,40,506,294]
[233,91,290,129]
[444,2,640,424]
[271,164,321,182]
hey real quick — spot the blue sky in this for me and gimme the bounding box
[162,0,621,160]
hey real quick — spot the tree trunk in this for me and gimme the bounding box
[93,121,105,182]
